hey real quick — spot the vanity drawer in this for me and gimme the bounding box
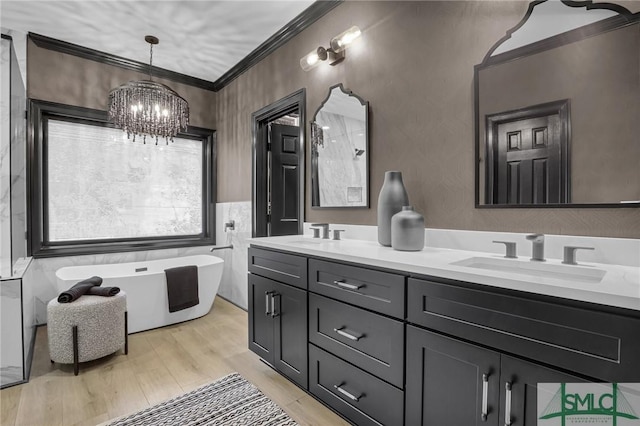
[248,247,307,289]
[407,277,640,382]
[308,259,405,319]
[309,293,404,388]
[309,344,404,426]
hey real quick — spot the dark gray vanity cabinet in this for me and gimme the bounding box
[406,326,501,426]
[248,248,308,389]
[405,276,639,426]
[248,245,640,426]
[406,326,586,426]
[307,258,406,426]
[498,356,586,426]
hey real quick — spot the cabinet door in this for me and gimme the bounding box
[406,326,500,426]
[499,355,587,426]
[248,274,275,364]
[273,281,308,388]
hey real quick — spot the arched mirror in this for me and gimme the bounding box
[474,0,640,207]
[311,84,369,208]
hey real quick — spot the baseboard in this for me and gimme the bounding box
[217,294,247,312]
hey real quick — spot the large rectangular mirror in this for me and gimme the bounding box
[311,84,369,208]
[475,1,640,207]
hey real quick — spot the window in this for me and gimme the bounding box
[29,100,216,257]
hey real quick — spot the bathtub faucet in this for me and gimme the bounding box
[210,244,233,252]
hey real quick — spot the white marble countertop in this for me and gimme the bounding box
[249,235,640,311]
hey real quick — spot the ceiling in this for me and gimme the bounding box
[0,0,315,83]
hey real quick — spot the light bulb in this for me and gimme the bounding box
[300,47,328,71]
[330,26,362,53]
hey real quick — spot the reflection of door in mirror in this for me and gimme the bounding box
[486,100,570,205]
[475,1,640,207]
[311,84,369,208]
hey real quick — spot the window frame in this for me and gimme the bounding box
[28,99,216,258]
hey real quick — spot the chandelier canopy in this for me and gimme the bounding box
[108,36,189,144]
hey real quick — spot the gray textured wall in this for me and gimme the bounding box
[27,1,640,238]
[214,1,640,238]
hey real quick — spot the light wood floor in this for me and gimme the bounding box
[0,297,349,426]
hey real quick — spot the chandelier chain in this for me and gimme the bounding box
[148,43,153,81]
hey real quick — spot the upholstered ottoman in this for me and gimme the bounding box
[47,292,128,375]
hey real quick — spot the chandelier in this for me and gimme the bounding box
[108,35,189,144]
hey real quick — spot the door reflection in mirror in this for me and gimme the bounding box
[475,1,640,207]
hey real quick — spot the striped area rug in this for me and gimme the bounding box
[106,373,298,426]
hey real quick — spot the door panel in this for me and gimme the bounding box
[270,124,300,236]
[406,326,500,426]
[497,115,560,204]
[273,281,308,388]
[248,274,275,364]
[499,355,587,426]
[486,100,570,205]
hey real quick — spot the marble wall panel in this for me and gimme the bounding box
[1,38,11,278]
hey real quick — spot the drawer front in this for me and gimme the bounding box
[408,277,640,382]
[309,259,405,319]
[309,293,404,388]
[248,247,307,289]
[309,344,404,426]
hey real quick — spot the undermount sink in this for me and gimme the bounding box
[450,256,606,283]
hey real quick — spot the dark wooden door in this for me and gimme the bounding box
[499,355,587,426]
[486,100,570,205]
[273,281,308,389]
[406,326,501,426]
[247,274,275,364]
[269,124,300,236]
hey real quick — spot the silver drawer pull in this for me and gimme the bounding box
[333,384,362,402]
[333,327,363,341]
[504,382,512,426]
[481,373,489,421]
[265,291,272,316]
[333,280,364,291]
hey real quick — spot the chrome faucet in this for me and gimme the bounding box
[310,223,330,239]
[562,246,594,265]
[525,234,545,262]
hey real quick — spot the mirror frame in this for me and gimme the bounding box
[474,0,640,208]
[311,83,370,209]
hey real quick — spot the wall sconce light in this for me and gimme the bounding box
[300,26,362,71]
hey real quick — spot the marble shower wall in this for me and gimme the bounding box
[1,37,11,278]
[9,34,26,264]
[1,34,27,278]
[25,201,251,324]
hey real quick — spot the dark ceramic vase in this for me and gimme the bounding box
[391,206,425,251]
[377,171,409,246]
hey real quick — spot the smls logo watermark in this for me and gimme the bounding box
[538,383,640,425]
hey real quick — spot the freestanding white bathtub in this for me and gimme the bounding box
[55,255,224,333]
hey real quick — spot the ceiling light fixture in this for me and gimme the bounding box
[300,26,362,72]
[108,35,189,145]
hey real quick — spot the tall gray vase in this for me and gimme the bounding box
[377,171,409,246]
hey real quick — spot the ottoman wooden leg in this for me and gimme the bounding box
[72,325,79,376]
[124,311,129,355]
